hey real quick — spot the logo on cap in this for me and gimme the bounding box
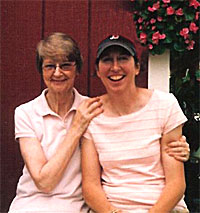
[110,35,119,40]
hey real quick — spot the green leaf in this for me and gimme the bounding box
[195,70,200,79]
[163,37,172,44]
[156,23,165,29]
[150,45,166,55]
[175,16,183,23]
[167,24,174,31]
[173,43,185,52]
[141,13,148,19]
[185,13,195,21]
[182,69,190,83]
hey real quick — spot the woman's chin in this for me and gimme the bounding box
[49,85,70,94]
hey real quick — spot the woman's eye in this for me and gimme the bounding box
[45,64,55,69]
[60,63,70,69]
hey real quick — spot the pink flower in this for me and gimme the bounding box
[180,28,189,39]
[185,39,190,44]
[148,6,155,12]
[187,40,195,50]
[189,22,199,33]
[148,1,160,12]
[159,34,166,39]
[189,0,200,9]
[152,31,166,44]
[152,31,160,44]
[167,6,175,15]
[162,3,168,7]
[196,11,200,20]
[150,18,156,24]
[152,26,156,30]
[148,44,153,50]
[138,17,143,23]
[162,0,170,3]
[175,8,183,16]
[140,32,147,44]
[157,16,163,22]
[153,2,160,9]
[139,25,143,30]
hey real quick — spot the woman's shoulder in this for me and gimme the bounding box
[149,89,181,114]
[16,98,37,112]
[152,89,176,102]
[15,91,45,114]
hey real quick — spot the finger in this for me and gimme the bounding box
[167,151,184,156]
[79,97,99,109]
[84,97,101,106]
[167,142,185,149]
[179,135,186,142]
[167,149,189,158]
[87,100,103,114]
[174,155,189,162]
[168,141,190,149]
[166,147,190,155]
[88,107,104,120]
[167,144,190,156]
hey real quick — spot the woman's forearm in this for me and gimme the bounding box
[150,126,186,212]
[149,179,186,213]
[31,128,82,193]
[82,182,119,213]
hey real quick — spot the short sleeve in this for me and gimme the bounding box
[162,93,187,134]
[15,106,37,141]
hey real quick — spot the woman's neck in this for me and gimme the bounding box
[102,87,151,117]
[45,89,74,118]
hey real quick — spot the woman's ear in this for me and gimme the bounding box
[95,65,100,78]
[135,63,140,76]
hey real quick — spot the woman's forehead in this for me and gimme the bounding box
[43,55,73,63]
[100,46,131,57]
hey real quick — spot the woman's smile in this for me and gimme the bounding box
[51,78,67,83]
[108,74,126,82]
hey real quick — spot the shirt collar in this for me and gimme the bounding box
[70,88,88,111]
[35,88,87,117]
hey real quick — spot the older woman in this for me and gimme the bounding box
[9,33,189,213]
[9,32,103,212]
[81,35,189,213]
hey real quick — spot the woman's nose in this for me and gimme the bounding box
[111,59,121,71]
[54,65,63,75]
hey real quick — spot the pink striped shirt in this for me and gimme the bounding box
[84,90,188,212]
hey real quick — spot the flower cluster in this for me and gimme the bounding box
[131,0,200,55]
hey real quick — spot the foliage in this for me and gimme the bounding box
[170,68,200,152]
[131,0,200,55]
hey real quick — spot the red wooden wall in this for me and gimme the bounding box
[1,0,147,211]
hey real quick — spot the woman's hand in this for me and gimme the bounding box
[165,136,190,162]
[72,97,103,135]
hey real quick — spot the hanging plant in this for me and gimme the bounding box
[131,0,200,55]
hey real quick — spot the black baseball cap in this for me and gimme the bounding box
[96,35,137,62]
